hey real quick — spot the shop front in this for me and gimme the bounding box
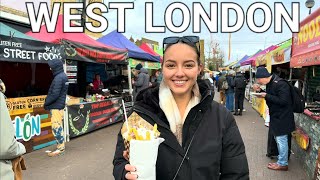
[290,8,320,179]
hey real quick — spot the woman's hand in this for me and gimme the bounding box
[125,164,138,179]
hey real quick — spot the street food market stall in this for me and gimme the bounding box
[0,29,65,152]
[289,8,320,179]
[26,16,129,141]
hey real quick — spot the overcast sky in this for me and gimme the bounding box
[102,0,318,65]
[1,0,317,65]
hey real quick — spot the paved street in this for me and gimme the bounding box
[23,94,307,180]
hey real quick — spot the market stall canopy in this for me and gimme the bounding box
[224,60,239,68]
[0,23,37,41]
[140,43,162,62]
[155,48,163,57]
[271,39,292,65]
[291,8,320,67]
[97,30,160,62]
[240,46,278,66]
[234,55,250,68]
[25,15,128,63]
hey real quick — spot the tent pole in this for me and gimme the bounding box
[127,62,133,99]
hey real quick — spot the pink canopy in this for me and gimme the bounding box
[140,43,162,62]
[26,15,123,51]
[240,45,278,66]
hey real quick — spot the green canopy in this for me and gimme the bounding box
[0,23,38,41]
[271,39,292,55]
[155,48,163,56]
[129,58,161,70]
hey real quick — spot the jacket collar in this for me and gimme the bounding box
[134,80,213,155]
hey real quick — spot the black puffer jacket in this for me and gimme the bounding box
[234,73,247,91]
[113,80,249,180]
[44,59,68,110]
[265,75,295,136]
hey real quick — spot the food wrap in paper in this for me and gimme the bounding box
[121,112,164,180]
[130,138,164,180]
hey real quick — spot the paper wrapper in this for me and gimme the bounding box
[130,138,164,180]
[121,112,157,155]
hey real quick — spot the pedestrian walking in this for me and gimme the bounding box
[132,63,150,101]
[234,72,247,116]
[203,72,215,97]
[225,70,235,111]
[0,81,26,180]
[218,71,227,105]
[253,66,295,171]
[155,69,163,85]
[44,59,69,157]
[113,36,249,180]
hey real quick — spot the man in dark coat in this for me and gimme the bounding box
[253,67,295,171]
[44,59,68,157]
[234,72,247,116]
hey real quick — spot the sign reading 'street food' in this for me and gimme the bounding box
[0,35,64,63]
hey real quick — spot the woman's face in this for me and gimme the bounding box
[163,43,201,97]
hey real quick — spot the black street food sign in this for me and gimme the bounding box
[0,35,65,63]
[67,97,124,138]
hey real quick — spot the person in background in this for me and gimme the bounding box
[218,71,227,105]
[155,69,163,85]
[203,72,215,98]
[215,73,220,89]
[132,63,150,101]
[253,67,295,171]
[44,59,69,157]
[113,36,248,179]
[234,71,247,116]
[0,81,26,180]
[93,74,104,91]
[225,70,235,112]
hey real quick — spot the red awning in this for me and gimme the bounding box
[25,15,127,62]
[140,43,162,62]
[27,16,109,47]
[291,8,320,67]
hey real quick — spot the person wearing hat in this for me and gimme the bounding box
[253,66,295,171]
[132,63,150,101]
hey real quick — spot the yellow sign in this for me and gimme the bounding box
[6,95,46,115]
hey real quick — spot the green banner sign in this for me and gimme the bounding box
[129,59,161,69]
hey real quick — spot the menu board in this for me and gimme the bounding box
[66,60,78,83]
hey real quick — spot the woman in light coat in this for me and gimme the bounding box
[0,90,26,179]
